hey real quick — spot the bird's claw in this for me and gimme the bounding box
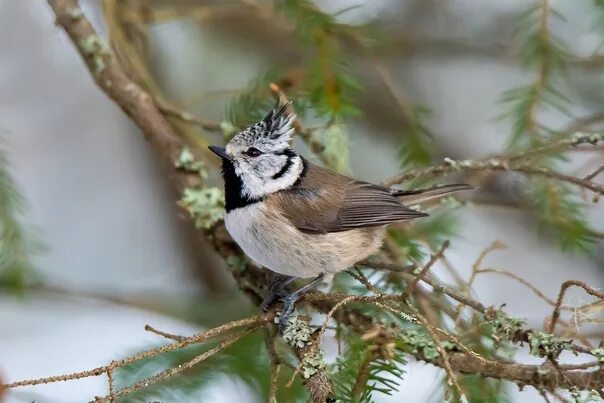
[277,293,299,334]
[260,289,288,312]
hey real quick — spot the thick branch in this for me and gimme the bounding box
[48,0,198,191]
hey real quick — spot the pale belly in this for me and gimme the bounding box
[224,203,384,278]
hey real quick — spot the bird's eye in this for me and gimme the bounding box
[245,147,262,157]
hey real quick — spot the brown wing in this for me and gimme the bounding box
[269,161,427,234]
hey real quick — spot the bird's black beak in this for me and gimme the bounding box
[208,145,233,162]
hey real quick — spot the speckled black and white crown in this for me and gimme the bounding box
[230,103,296,152]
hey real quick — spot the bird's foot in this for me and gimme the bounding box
[261,289,290,312]
[260,274,295,312]
[277,274,324,334]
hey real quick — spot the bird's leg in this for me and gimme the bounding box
[278,274,325,334]
[260,273,296,312]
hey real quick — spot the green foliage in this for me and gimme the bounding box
[515,4,567,71]
[277,0,363,120]
[226,70,313,133]
[497,2,569,150]
[527,179,596,253]
[593,0,604,32]
[306,52,363,119]
[388,207,459,262]
[331,335,407,402]
[495,3,598,253]
[113,332,307,402]
[276,0,341,44]
[227,71,282,128]
[497,84,570,150]
[443,375,508,403]
[399,106,435,168]
[0,137,42,293]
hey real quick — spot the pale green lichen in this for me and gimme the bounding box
[303,349,326,379]
[570,388,603,403]
[175,147,206,177]
[280,314,313,348]
[278,314,326,379]
[67,6,84,19]
[178,187,224,229]
[590,347,604,364]
[398,327,456,360]
[536,365,550,378]
[77,35,108,76]
[571,132,603,146]
[488,309,526,345]
[443,157,479,170]
[528,330,571,359]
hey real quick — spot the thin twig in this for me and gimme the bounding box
[3,314,268,389]
[96,330,253,402]
[453,241,506,328]
[154,96,221,131]
[264,325,281,403]
[401,240,449,300]
[418,314,466,400]
[548,280,604,334]
[384,145,604,196]
[144,324,187,342]
[478,268,559,307]
[348,267,382,294]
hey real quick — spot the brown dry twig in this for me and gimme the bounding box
[95,329,254,403]
[453,241,507,328]
[401,240,450,300]
[144,324,187,342]
[384,141,604,195]
[548,280,604,334]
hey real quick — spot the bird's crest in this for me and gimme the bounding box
[240,103,295,147]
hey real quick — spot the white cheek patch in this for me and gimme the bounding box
[237,155,303,199]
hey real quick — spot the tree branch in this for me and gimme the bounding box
[383,133,604,195]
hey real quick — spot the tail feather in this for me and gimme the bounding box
[392,183,473,205]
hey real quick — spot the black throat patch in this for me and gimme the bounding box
[221,159,261,212]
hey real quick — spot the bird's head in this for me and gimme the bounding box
[209,104,305,203]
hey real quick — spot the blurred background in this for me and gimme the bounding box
[1,0,603,402]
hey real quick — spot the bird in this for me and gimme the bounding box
[209,103,471,331]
